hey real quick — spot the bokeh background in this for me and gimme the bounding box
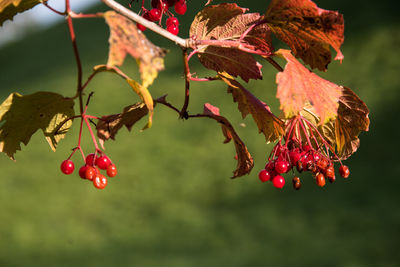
[0,0,399,266]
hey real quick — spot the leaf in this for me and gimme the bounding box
[96,102,148,146]
[92,65,154,130]
[0,0,46,26]
[219,73,284,143]
[104,11,166,88]
[265,0,344,71]
[203,103,254,178]
[0,92,74,160]
[190,3,273,82]
[275,49,342,123]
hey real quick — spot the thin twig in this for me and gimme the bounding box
[180,49,190,119]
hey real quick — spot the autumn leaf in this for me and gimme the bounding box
[203,103,254,178]
[275,49,342,123]
[219,73,284,143]
[265,0,344,71]
[0,0,46,26]
[104,11,166,88]
[96,102,148,147]
[0,92,74,160]
[190,3,273,82]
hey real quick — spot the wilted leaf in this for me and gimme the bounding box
[265,0,344,71]
[275,49,342,123]
[203,103,254,178]
[219,73,284,143]
[0,92,74,160]
[96,102,148,146]
[190,3,273,82]
[104,11,166,87]
[0,0,46,26]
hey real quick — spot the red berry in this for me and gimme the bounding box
[93,174,108,189]
[167,24,179,35]
[149,8,162,21]
[316,173,326,187]
[85,166,97,181]
[265,161,275,172]
[258,169,271,182]
[166,16,179,26]
[339,165,350,179]
[302,144,312,152]
[275,160,289,174]
[325,165,335,179]
[61,160,74,175]
[85,153,97,166]
[79,165,88,179]
[174,0,187,15]
[313,153,321,162]
[157,1,169,12]
[317,158,328,170]
[272,175,285,189]
[292,176,301,190]
[107,164,117,177]
[96,155,111,170]
[289,150,301,165]
[137,23,146,31]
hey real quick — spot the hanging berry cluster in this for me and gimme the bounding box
[133,0,187,35]
[258,116,350,190]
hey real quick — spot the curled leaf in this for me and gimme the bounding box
[265,0,344,71]
[275,49,342,123]
[219,73,284,143]
[0,0,46,26]
[104,11,166,87]
[203,103,254,178]
[0,92,74,160]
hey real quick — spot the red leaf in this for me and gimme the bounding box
[219,73,284,143]
[203,103,254,178]
[266,0,344,71]
[275,49,342,123]
[190,3,273,82]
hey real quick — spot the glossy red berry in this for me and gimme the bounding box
[167,24,179,35]
[272,175,285,189]
[107,164,117,177]
[93,174,108,189]
[302,144,312,152]
[85,153,97,166]
[166,16,179,26]
[325,165,335,179]
[96,155,111,170]
[149,8,162,21]
[79,165,88,179]
[292,176,301,190]
[317,158,328,170]
[316,173,326,187]
[61,160,74,175]
[275,160,289,174]
[85,166,97,181]
[289,150,301,165]
[258,169,271,182]
[339,165,350,179]
[174,0,187,15]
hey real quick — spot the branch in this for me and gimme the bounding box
[180,49,190,119]
[102,0,190,48]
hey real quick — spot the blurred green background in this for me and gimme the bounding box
[0,0,399,266]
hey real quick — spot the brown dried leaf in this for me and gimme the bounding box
[0,0,45,26]
[203,103,254,178]
[219,73,284,143]
[275,49,342,123]
[104,11,166,87]
[190,3,273,82]
[266,0,344,71]
[96,102,148,144]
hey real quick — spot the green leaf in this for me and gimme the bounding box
[0,0,46,26]
[0,92,75,160]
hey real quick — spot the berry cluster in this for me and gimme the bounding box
[135,0,187,35]
[61,153,117,189]
[258,116,350,190]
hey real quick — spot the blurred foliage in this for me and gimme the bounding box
[0,0,399,266]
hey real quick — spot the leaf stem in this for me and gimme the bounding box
[41,1,66,16]
[265,56,284,72]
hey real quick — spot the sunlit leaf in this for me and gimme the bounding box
[265,0,344,71]
[219,73,284,143]
[0,0,46,26]
[203,103,254,178]
[0,92,74,160]
[275,49,342,123]
[104,11,166,87]
[190,3,273,82]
